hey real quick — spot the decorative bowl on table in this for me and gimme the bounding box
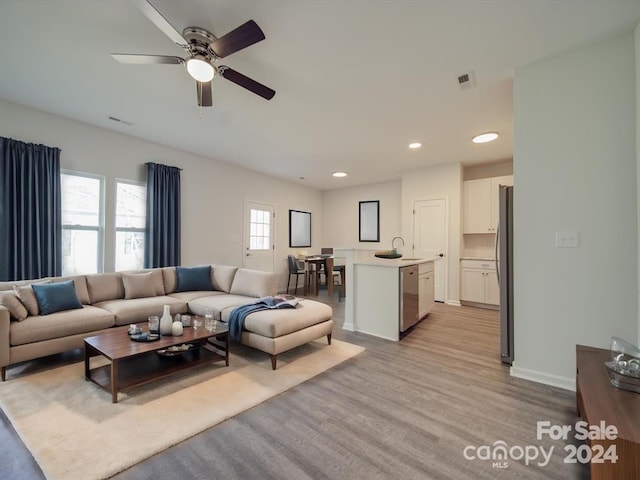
[374,249,402,259]
[130,332,160,342]
[605,336,640,392]
[157,343,196,357]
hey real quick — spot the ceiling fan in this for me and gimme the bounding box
[112,0,275,106]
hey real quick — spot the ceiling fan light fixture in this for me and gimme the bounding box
[186,56,215,82]
[472,132,499,144]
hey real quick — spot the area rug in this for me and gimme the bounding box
[0,339,364,480]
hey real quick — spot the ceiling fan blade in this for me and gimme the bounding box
[209,20,265,58]
[218,66,275,100]
[132,0,186,47]
[111,54,184,65]
[196,81,212,107]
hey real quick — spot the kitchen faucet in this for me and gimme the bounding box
[392,236,405,251]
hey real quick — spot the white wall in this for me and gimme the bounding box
[321,180,402,250]
[401,163,462,305]
[0,100,323,291]
[513,33,638,389]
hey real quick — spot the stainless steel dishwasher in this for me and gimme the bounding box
[400,264,419,332]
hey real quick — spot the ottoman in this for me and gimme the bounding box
[221,299,333,369]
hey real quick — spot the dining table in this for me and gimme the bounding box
[302,256,346,298]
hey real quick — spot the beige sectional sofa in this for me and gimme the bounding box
[0,265,333,380]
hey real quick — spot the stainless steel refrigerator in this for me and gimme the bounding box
[497,185,514,365]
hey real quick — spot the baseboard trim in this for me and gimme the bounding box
[460,300,498,310]
[342,322,355,332]
[446,300,461,307]
[510,365,575,392]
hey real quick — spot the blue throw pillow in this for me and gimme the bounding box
[32,280,83,315]
[176,265,212,292]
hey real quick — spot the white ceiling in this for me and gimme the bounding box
[1,1,640,190]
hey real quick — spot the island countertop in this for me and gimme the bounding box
[352,257,439,267]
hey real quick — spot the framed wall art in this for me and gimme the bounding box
[359,200,380,242]
[289,209,311,247]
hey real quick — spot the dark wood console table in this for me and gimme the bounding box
[576,345,640,479]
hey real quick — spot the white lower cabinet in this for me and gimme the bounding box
[460,260,499,306]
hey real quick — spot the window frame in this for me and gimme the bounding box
[114,178,146,272]
[61,169,105,274]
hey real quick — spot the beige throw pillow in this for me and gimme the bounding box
[122,272,157,300]
[0,290,29,321]
[13,280,51,316]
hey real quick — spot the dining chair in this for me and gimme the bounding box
[320,247,341,289]
[287,255,306,295]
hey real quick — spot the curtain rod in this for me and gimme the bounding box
[145,161,183,171]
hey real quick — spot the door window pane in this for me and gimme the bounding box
[249,208,271,251]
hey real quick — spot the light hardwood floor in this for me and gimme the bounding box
[1,294,589,479]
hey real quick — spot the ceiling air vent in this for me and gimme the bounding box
[457,70,476,90]
[108,116,134,126]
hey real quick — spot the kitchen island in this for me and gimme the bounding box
[335,248,438,341]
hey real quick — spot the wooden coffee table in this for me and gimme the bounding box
[84,321,229,403]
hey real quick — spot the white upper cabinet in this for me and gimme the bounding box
[463,175,513,234]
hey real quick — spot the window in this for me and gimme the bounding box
[115,180,146,271]
[61,171,104,275]
[249,208,271,250]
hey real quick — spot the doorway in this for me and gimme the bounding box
[413,198,447,302]
[243,201,275,272]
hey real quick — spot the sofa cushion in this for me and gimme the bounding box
[0,290,28,321]
[176,266,212,292]
[32,280,83,315]
[13,280,51,316]
[188,294,256,319]
[222,299,332,338]
[122,272,157,299]
[86,273,124,304]
[211,265,238,293]
[162,267,177,294]
[168,291,225,302]
[149,269,165,295]
[10,306,115,346]
[93,296,187,326]
[229,269,276,298]
[122,269,165,296]
[48,275,91,305]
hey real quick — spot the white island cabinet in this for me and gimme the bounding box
[351,257,437,341]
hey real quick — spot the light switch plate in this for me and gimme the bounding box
[555,231,579,248]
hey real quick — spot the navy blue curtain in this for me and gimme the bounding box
[0,137,62,281]
[144,162,181,268]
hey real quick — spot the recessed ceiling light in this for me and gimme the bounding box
[408,142,422,149]
[332,171,348,178]
[472,132,499,144]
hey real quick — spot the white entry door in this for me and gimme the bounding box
[413,198,447,302]
[243,201,275,272]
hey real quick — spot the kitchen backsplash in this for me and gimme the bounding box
[463,233,496,258]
